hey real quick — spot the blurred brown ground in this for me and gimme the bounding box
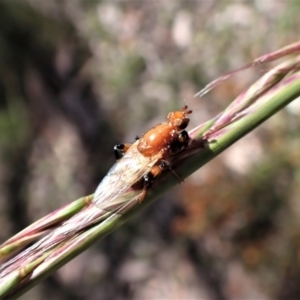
[1,1,300,299]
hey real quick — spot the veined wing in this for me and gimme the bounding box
[93,140,163,209]
[0,144,162,275]
[0,142,165,276]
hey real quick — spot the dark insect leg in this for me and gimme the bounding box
[133,162,166,203]
[113,143,132,160]
[134,158,183,204]
[169,130,190,154]
[135,172,154,203]
[178,130,190,144]
[159,160,184,183]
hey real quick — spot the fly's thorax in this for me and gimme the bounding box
[137,123,181,157]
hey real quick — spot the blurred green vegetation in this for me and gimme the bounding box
[1,0,300,299]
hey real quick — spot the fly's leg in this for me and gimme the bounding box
[159,160,184,183]
[135,160,183,204]
[114,136,140,160]
[178,130,190,146]
[169,130,190,154]
[134,172,155,203]
[114,143,132,160]
[133,164,162,203]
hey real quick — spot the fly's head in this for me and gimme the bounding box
[167,105,192,131]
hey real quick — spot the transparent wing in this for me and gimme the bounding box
[93,141,162,208]
[0,144,163,276]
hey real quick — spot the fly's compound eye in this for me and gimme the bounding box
[174,118,183,126]
[176,117,189,130]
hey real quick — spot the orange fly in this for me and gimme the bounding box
[93,105,192,207]
[0,106,193,276]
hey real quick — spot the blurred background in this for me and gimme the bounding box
[1,0,300,299]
